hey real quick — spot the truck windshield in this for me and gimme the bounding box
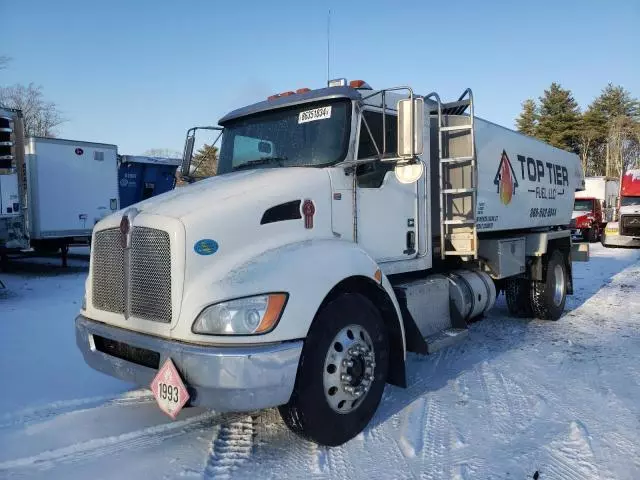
[573,199,593,212]
[217,99,351,174]
[620,196,640,207]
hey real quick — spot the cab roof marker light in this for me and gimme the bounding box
[280,91,295,97]
[328,78,347,88]
[267,94,281,101]
[349,79,372,90]
[296,88,311,94]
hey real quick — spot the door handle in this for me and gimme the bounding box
[403,231,416,255]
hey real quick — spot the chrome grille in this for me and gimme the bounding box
[130,227,172,323]
[92,228,125,314]
[91,226,172,323]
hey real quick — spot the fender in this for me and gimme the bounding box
[172,238,406,355]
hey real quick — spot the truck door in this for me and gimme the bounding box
[355,110,418,262]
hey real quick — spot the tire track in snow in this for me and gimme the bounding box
[0,411,219,473]
[0,389,154,429]
[203,415,254,480]
[478,364,520,438]
[541,420,600,480]
[420,396,451,480]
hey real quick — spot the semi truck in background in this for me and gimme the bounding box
[571,176,619,242]
[1,109,180,267]
[0,108,29,262]
[76,78,585,446]
[602,169,640,248]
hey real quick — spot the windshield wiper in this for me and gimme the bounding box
[233,156,288,171]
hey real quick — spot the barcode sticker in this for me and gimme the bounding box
[298,106,332,124]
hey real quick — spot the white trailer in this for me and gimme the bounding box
[25,137,120,253]
[75,79,584,446]
[575,176,619,220]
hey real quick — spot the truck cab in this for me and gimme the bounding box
[602,170,640,248]
[571,197,603,242]
[75,79,583,446]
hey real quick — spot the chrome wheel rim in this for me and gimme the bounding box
[552,263,565,306]
[323,324,376,414]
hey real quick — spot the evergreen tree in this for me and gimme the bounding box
[516,99,538,136]
[535,83,582,153]
[589,83,640,122]
[192,144,218,178]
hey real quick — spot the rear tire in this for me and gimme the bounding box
[505,278,533,318]
[279,293,389,446]
[587,227,598,243]
[531,250,567,320]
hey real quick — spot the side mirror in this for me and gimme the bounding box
[397,97,424,159]
[180,133,196,177]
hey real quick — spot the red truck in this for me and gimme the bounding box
[571,177,619,242]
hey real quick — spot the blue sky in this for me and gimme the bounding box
[2,0,639,155]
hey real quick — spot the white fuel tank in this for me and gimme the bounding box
[446,270,496,321]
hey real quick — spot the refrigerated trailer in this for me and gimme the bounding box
[76,79,585,446]
[25,137,120,253]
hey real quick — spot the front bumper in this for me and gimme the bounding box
[75,315,302,412]
[602,233,640,248]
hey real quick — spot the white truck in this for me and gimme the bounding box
[602,169,640,248]
[76,79,584,446]
[24,137,120,255]
[0,108,29,262]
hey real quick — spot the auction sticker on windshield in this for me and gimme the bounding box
[151,358,190,419]
[298,106,332,123]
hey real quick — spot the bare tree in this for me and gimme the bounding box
[0,83,65,137]
[0,55,10,70]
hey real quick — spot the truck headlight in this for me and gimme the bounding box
[192,294,288,335]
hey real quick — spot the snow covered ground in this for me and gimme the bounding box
[0,244,639,479]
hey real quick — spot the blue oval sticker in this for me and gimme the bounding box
[194,239,219,256]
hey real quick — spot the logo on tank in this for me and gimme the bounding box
[493,150,519,205]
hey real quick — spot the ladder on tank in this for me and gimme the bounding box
[426,89,477,260]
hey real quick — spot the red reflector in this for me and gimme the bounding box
[296,88,311,94]
[280,91,295,97]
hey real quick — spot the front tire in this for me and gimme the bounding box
[531,250,567,320]
[279,293,389,446]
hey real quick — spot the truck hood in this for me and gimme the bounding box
[124,168,329,220]
[572,211,591,219]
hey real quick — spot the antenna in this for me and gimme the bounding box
[327,9,331,82]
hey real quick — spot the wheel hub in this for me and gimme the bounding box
[323,325,376,414]
[552,263,565,306]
